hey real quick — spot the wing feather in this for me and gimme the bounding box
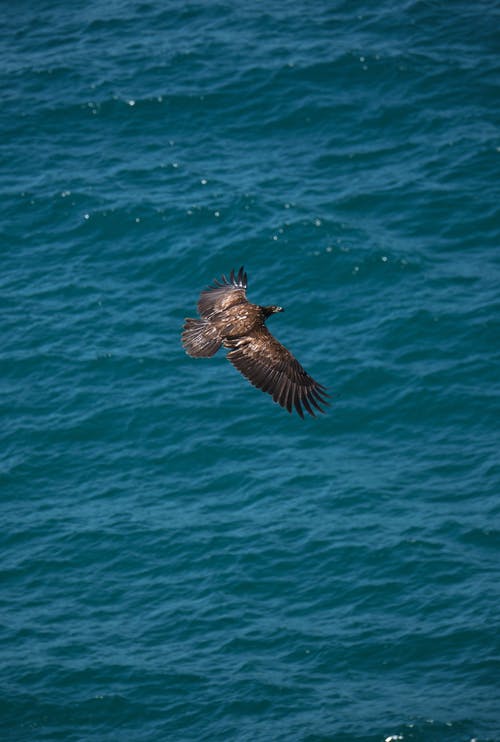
[297,393,312,418]
[197,266,248,319]
[227,327,329,417]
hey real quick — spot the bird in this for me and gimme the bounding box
[181,267,329,418]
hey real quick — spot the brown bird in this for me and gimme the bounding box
[181,267,329,418]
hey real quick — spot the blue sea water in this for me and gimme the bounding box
[1,1,500,740]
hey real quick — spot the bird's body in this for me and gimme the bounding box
[182,267,328,418]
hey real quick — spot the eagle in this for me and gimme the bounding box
[181,267,328,418]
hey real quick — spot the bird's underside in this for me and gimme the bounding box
[182,267,328,418]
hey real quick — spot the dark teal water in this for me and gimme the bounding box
[2,2,500,740]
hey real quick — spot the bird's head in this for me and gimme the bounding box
[262,305,284,317]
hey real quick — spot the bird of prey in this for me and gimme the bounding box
[181,267,328,417]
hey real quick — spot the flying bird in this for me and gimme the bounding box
[181,267,328,417]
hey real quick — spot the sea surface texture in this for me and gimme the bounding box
[1,2,499,741]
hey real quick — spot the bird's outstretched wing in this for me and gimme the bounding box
[198,267,248,319]
[227,327,329,418]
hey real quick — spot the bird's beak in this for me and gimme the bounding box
[276,306,284,313]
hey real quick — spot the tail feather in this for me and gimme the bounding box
[182,318,222,357]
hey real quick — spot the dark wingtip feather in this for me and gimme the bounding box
[230,266,246,289]
[294,396,306,418]
[299,394,315,418]
[307,389,328,414]
[236,266,247,288]
[211,267,247,289]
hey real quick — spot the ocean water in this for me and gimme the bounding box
[1,1,500,740]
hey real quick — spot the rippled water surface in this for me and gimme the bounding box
[2,1,500,740]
